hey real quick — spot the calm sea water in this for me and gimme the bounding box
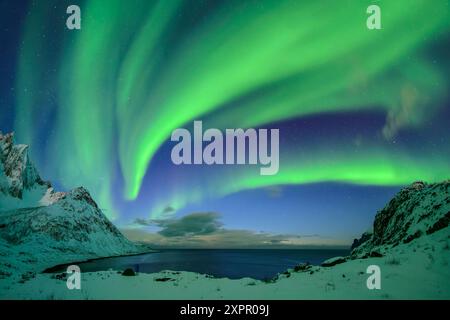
[54,249,349,280]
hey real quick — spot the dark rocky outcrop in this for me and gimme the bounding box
[321,256,346,267]
[351,231,372,250]
[0,132,48,199]
[352,180,450,258]
[122,268,136,276]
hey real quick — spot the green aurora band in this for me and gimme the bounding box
[14,0,450,219]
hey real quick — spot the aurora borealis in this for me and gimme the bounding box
[1,0,449,245]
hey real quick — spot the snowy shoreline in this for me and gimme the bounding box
[42,249,159,273]
[2,228,449,300]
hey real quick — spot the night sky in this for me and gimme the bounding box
[1,0,449,247]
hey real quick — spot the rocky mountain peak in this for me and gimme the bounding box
[0,132,143,277]
[67,187,99,209]
[0,132,46,199]
[0,131,14,161]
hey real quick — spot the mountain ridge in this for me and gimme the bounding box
[351,180,450,258]
[0,132,145,281]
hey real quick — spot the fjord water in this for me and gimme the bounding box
[65,249,349,280]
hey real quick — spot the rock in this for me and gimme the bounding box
[369,251,383,258]
[426,212,450,235]
[352,180,450,257]
[0,132,45,200]
[154,277,175,282]
[321,256,346,267]
[293,262,311,272]
[122,268,136,276]
[403,230,422,244]
[411,181,426,190]
[351,232,372,250]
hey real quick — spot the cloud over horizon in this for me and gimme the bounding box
[124,212,349,249]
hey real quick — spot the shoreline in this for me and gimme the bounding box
[43,248,350,281]
[42,248,159,273]
[3,228,448,300]
[1,228,448,299]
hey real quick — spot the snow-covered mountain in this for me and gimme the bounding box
[0,132,144,280]
[0,132,57,210]
[351,180,450,257]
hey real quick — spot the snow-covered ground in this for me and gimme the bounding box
[1,227,448,300]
